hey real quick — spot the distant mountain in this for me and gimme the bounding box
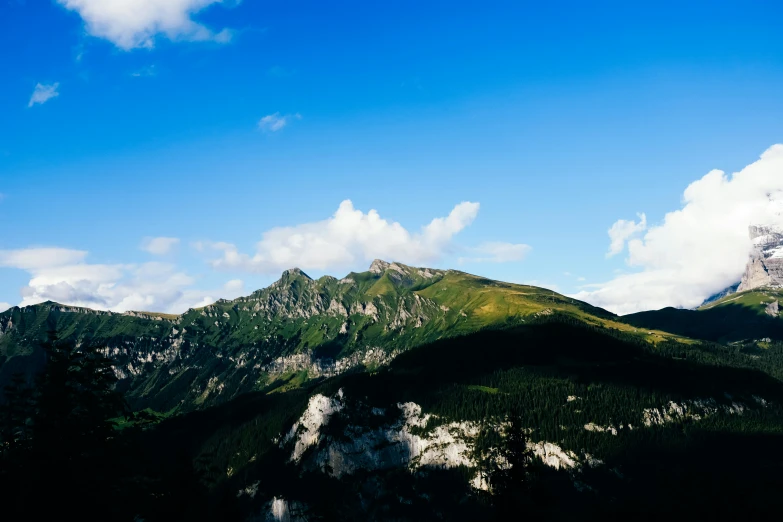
[5,260,783,520]
[140,303,783,521]
[1,260,633,412]
[622,287,783,343]
[739,224,783,291]
[623,225,783,343]
[699,282,740,307]
[623,285,783,343]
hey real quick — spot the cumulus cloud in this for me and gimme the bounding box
[28,83,59,107]
[574,145,783,315]
[0,247,243,314]
[0,303,11,313]
[606,213,647,257]
[458,242,532,264]
[204,200,482,274]
[258,112,301,132]
[56,0,236,50]
[141,236,180,255]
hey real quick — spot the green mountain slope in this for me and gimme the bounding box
[4,262,783,519]
[2,260,679,412]
[700,287,783,315]
[622,287,783,343]
[138,318,783,520]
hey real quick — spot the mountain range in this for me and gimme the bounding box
[1,259,648,412]
[3,242,783,520]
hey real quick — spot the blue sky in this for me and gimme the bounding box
[1,0,783,314]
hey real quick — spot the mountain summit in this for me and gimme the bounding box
[0,262,627,411]
[738,224,783,291]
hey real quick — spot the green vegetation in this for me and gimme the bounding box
[623,288,783,343]
[701,288,783,315]
[3,266,783,519]
[134,317,783,520]
[466,385,499,394]
[0,334,221,521]
[2,262,686,412]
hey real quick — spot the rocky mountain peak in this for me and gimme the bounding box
[369,259,391,274]
[750,225,783,248]
[280,267,312,280]
[738,224,783,291]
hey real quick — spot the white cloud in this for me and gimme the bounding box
[0,247,244,314]
[458,242,531,264]
[56,0,236,50]
[205,200,481,274]
[223,279,244,292]
[141,236,180,255]
[0,248,87,270]
[606,213,647,257]
[0,302,11,313]
[574,145,783,315]
[257,112,301,132]
[28,83,59,107]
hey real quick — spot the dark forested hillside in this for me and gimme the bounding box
[622,288,783,343]
[3,265,783,520]
[0,262,658,413]
[132,316,783,520]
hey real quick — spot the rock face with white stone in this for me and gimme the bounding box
[0,260,452,412]
[280,391,603,487]
[738,225,783,292]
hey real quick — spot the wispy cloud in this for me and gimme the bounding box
[131,65,157,77]
[28,83,59,107]
[258,112,302,132]
[56,0,237,50]
[73,42,85,62]
[0,248,87,270]
[140,237,180,255]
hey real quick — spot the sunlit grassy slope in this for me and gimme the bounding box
[699,288,783,317]
[0,261,697,410]
[622,287,783,343]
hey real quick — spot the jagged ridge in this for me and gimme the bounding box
[1,260,658,412]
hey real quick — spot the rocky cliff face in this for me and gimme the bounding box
[0,259,610,413]
[738,225,783,291]
[0,261,451,411]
